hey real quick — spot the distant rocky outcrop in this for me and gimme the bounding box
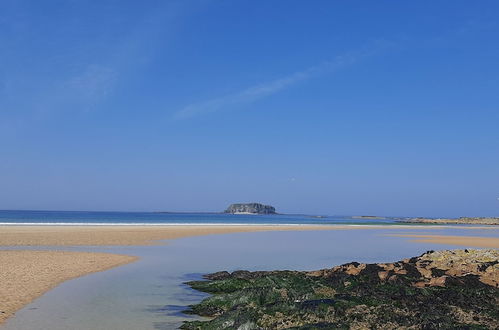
[182,249,499,329]
[401,217,499,225]
[224,203,276,214]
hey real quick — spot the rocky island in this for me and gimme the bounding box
[224,203,276,215]
[182,249,499,329]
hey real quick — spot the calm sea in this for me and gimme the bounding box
[0,210,401,225]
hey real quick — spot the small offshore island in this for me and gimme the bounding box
[224,203,277,215]
[182,249,499,329]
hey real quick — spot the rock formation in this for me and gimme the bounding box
[182,249,499,329]
[224,203,276,214]
[401,217,499,225]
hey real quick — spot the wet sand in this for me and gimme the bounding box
[0,251,137,324]
[0,225,360,246]
[1,224,495,247]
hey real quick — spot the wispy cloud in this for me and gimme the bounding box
[0,1,185,119]
[61,64,117,108]
[174,42,387,120]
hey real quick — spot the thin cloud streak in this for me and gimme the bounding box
[0,1,185,119]
[174,42,387,120]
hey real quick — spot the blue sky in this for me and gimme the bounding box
[1,1,498,217]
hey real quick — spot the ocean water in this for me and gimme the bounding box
[0,210,402,225]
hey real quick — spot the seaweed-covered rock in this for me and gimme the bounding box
[182,249,499,329]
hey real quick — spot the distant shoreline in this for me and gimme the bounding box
[3,210,497,223]
[0,222,494,228]
[399,217,499,226]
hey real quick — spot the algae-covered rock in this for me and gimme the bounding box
[182,250,499,329]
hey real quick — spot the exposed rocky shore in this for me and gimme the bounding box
[351,215,386,220]
[400,217,499,225]
[224,203,276,214]
[182,249,498,329]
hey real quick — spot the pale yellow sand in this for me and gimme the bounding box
[388,234,499,248]
[2,224,495,247]
[0,225,358,246]
[0,250,137,324]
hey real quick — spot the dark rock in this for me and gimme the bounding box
[181,249,499,329]
[204,271,230,280]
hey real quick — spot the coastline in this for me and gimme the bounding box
[400,217,499,226]
[0,224,356,246]
[2,224,497,247]
[1,224,497,326]
[0,251,137,325]
[0,224,358,324]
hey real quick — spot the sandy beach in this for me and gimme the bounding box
[0,225,358,246]
[0,250,137,324]
[1,224,496,246]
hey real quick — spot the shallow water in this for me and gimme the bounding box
[3,227,497,330]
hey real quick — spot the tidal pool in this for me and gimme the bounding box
[3,227,497,330]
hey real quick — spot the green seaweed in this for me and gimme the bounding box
[181,254,499,329]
